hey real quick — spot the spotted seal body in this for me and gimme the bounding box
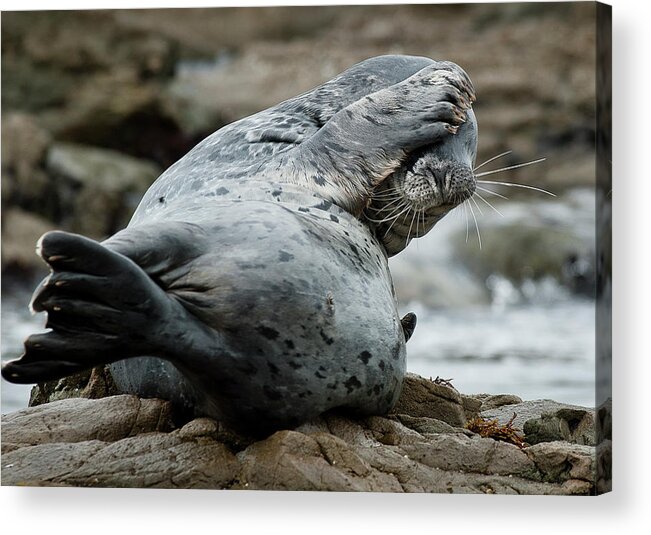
[2,55,477,435]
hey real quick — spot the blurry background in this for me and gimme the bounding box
[2,3,598,412]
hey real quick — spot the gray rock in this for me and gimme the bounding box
[390,373,467,427]
[525,442,595,483]
[45,142,160,238]
[0,208,55,274]
[481,399,595,446]
[479,394,524,411]
[393,414,472,436]
[1,113,51,205]
[1,395,173,453]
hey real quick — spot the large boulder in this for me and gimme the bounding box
[44,142,160,239]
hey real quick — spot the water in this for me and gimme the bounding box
[403,299,595,406]
[1,292,46,413]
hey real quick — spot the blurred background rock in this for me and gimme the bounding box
[1,3,600,411]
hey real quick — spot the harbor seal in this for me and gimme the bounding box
[2,55,477,435]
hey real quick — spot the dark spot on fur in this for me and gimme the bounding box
[237,262,267,270]
[158,196,165,203]
[215,187,229,195]
[279,250,294,262]
[326,381,339,390]
[289,361,302,370]
[284,339,295,350]
[319,329,334,345]
[313,175,327,186]
[298,206,310,213]
[329,214,339,223]
[272,189,282,197]
[373,385,382,395]
[344,376,362,393]
[358,351,372,364]
[313,200,332,211]
[315,370,326,379]
[379,360,386,371]
[267,362,279,375]
[256,326,279,340]
[264,385,282,401]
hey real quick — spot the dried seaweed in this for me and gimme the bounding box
[466,412,527,449]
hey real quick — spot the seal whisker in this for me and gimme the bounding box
[368,195,407,212]
[474,157,546,178]
[406,208,418,243]
[464,202,470,243]
[470,195,484,216]
[474,191,504,217]
[364,202,410,224]
[467,200,482,249]
[473,150,513,172]
[476,186,509,200]
[371,187,403,199]
[476,180,555,197]
[383,205,412,238]
[366,199,410,222]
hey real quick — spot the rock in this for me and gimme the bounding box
[1,395,173,453]
[478,394,524,411]
[1,113,52,207]
[0,208,56,275]
[29,366,119,407]
[393,414,472,436]
[45,142,160,238]
[2,434,239,489]
[525,442,594,483]
[390,373,467,427]
[238,430,402,492]
[0,378,607,493]
[481,399,596,446]
[453,220,595,294]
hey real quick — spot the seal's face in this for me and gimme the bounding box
[365,107,478,256]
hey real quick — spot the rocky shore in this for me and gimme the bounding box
[1,372,611,494]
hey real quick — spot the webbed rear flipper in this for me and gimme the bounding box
[1,228,217,385]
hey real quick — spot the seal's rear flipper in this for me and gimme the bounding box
[1,230,207,385]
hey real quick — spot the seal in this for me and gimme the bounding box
[2,55,477,435]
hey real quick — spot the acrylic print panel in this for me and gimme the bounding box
[1,2,611,494]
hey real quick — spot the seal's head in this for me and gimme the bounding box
[366,108,478,256]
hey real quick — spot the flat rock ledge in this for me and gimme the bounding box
[1,373,610,494]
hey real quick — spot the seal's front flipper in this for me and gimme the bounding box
[1,230,216,385]
[400,312,417,342]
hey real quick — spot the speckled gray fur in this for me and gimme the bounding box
[2,55,477,435]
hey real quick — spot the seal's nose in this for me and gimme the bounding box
[443,163,476,204]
